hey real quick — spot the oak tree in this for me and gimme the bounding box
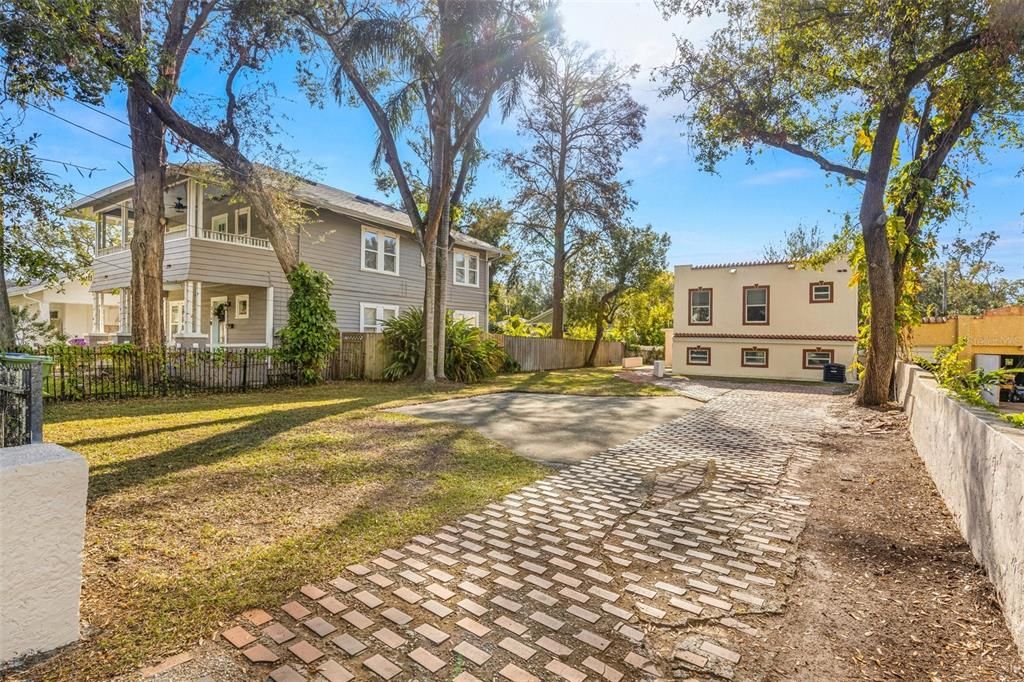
[658,0,1024,404]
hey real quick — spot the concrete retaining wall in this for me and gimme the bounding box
[895,362,1024,657]
[0,444,88,665]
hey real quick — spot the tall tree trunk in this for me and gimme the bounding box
[126,85,167,349]
[551,217,566,339]
[0,216,15,351]
[856,104,903,406]
[586,290,617,367]
[434,199,450,380]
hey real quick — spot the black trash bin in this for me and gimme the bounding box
[822,363,846,383]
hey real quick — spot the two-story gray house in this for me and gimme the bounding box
[73,169,498,348]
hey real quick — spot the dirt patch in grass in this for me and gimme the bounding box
[753,398,1023,680]
[13,382,551,681]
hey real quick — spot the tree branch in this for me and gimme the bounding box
[755,132,867,180]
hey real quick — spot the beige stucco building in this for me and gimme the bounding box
[7,280,118,342]
[670,258,859,382]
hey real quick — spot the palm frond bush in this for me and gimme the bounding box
[382,308,508,383]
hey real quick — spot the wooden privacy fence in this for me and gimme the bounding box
[338,333,624,379]
[491,335,624,372]
[338,332,389,381]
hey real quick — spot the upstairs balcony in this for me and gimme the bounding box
[93,178,273,257]
[91,178,281,292]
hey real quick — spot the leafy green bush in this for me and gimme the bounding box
[278,263,339,383]
[381,307,425,381]
[383,308,508,383]
[915,338,1006,408]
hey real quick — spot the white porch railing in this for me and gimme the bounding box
[96,244,127,256]
[198,229,272,249]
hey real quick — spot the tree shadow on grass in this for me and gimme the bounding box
[85,399,375,502]
[42,426,541,681]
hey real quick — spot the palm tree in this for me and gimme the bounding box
[300,0,553,381]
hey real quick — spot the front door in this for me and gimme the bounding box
[210,296,228,348]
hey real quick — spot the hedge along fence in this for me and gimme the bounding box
[37,345,343,401]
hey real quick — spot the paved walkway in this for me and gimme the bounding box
[213,382,838,681]
[391,393,701,466]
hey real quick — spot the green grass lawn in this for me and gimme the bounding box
[32,367,662,680]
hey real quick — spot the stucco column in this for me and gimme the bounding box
[0,444,88,664]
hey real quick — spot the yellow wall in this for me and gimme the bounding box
[911,306,1024,359]
[671,258,858,381]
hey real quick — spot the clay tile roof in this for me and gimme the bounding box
[688,259,795,270]
[674,332,857,342]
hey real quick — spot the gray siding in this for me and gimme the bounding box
[166,284,271,346]
[298,213,489,332]
[89,202,490,339]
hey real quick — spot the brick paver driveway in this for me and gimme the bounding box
[217,382,837,681]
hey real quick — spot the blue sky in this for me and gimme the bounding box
[10,0,1024,276]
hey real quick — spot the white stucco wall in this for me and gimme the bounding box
[0,444,88,664]
[895,362,1024,658]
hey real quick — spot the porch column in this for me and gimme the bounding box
[91,293,105,333]
[186,179,197,237]
[195,183,204,237]
[182,281,195,335]
[120,201,129,247]
[117,289,131,335]
[265,286,274,346]
[192,281,203,335]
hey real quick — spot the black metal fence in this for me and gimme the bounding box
[0,361,43,446]
[35,346,343,401]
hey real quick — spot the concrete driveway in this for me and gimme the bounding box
[391,392,701,466]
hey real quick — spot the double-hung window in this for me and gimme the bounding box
[453,249,479,287]
[803,349,834,368]
[235,207,251,237]
[743,285,769,324]
[451,310,480,327]
[360,303,399,332]
[741,347,768,367]
[810,281,834,303]
[686,347,711,365]
[688,288,712,325]
[362,227,399,275]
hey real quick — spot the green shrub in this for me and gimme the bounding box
[278,263,339,383]
[382,308,508,383]
[915,338,1007,408]
[381,307,425,381]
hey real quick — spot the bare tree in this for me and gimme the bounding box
[503,43,645,338]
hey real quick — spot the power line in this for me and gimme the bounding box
[37,157,105,172]
[25,100,132,150]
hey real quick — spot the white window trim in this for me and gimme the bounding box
[360,226,400,276]
[235,294,250,319]
[686,347,710,365]
[235,207,251,236]
[451,310,480,327]
[360,302,400,332]
[211,213,229,233]
[453,248,480,288]
[742,349,768,367]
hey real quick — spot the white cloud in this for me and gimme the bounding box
[558,0,724,119]
[740,167,816,186]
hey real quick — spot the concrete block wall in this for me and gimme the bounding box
[0,444,88,665]
[895,362,1024,658]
